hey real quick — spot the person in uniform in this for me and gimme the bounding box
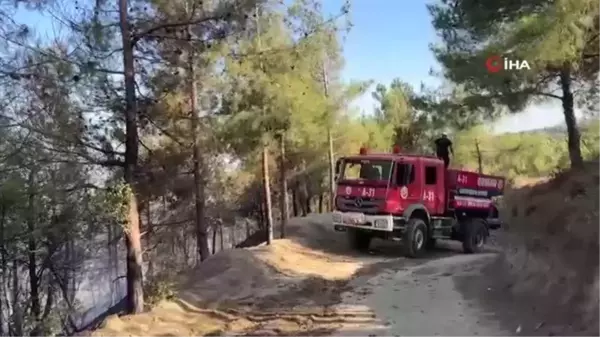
[434,134,453,168]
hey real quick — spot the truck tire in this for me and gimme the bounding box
[402,218,428,258]
[347,229,372,252]
[462,218,487,254]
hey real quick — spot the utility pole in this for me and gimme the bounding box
[256,4,274,245]
[278,132,289,238]
[321,60,336,212]
[475,139,483,174]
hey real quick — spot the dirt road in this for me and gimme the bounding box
[333,252,504,335]
[331,237,594,337]
[93,213,595,336]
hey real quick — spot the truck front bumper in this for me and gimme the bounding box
[332,211,394,232]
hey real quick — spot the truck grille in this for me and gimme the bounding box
[336,196,383,213]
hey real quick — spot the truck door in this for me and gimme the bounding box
[395,160,418,201]
[423,163,445,214]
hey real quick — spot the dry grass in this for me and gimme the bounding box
[92,214,379,336]
[93,302,252,337]
[501,160,599,335]
[511,176,550,188]
[252,239,362,280]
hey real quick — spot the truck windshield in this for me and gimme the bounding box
[340,159,393,183]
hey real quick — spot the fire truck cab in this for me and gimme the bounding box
[332,146,505,258]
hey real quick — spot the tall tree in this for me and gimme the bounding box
[287,0,351,211]
[220,0,351,239]
[145,0,261,261]
[117,0,146,314]
[372,80,429,151]
[428,0,599,168]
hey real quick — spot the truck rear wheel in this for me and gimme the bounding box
[403,218,428,258]
[462,218,487,254]
[347,229,372,252]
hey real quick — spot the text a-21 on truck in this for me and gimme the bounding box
[332,146,505,258]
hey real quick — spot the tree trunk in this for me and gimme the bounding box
[62,228,71,308]
[318,194,324,213]
[278,133,289,239]
[327,129,335,211]
[171,232,176,255]
[262,146,274,245]
[219,224,224,251]
[256,5,273,244]
[321,59,336,213]
[258,194,265,229]
[119,0,144,314]
[40,283,54,329]
[26,170,41,335]
[0,205,5,336]
[300,162,309,216]
[107,221,117,305]
[188,48,210,262]
[66,238,76,304]
[145,204,154,278]
[475,139,483,174]
[291,186,298,217]
[124,193,144,314]
[304,178,312,215]
[232,225,237,247]
[212,228,217,255]
[182,231,190,265]
[10,258,22,336]
[559,66,583,168]
[245,219,251,239]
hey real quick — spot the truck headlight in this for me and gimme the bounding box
[374,219,388,229]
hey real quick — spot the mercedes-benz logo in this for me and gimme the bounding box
[354,197,363,207]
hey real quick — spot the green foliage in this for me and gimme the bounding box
[7,0,599,332]
[428,0,599,167]
[581,121,600,158]
[100,181,133,228]
[452,121,600,180]
[371,79,443,152]
[216,0,374,217]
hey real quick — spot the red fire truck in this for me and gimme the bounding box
[332,146,505,258]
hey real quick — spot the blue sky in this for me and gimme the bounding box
[321,0,569,133]
[15,0,569,133]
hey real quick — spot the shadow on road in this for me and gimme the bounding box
[453,255,598,336]
[245,236,473,314]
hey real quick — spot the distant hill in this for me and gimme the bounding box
[500,118,598,138]
[527,124,566,137]
[498,124,566,137]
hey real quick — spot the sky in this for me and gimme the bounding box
[320,0,571,133]
[14,0,572,134]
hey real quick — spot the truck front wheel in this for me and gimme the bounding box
[347,229,372,252]
[403,218,428,258]
[462,218,487,254]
